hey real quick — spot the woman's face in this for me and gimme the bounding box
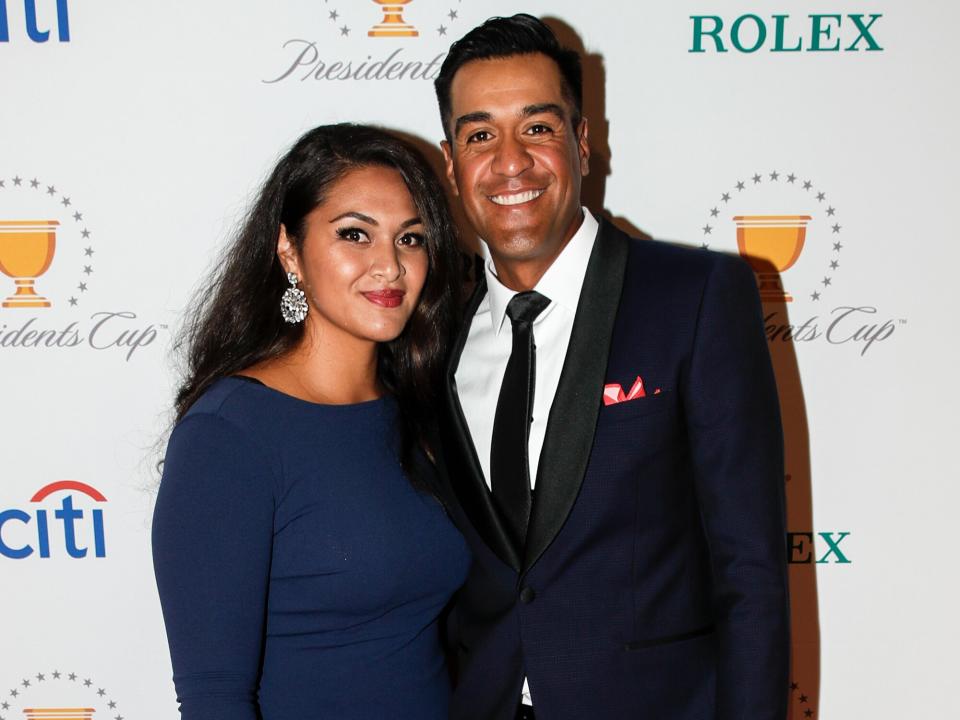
[278,165,429,348]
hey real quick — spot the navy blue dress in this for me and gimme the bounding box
[152,377,470,719]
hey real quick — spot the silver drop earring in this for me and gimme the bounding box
[280,271,308,324]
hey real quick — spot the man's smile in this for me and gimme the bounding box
[488,188,545,206]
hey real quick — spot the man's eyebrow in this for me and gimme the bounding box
[522,103,566,119]
[454,111,493,137]
[330,211,377,225]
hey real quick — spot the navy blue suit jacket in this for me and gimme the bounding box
[440,219,790,719]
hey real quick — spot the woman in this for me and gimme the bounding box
[152,124,470,719]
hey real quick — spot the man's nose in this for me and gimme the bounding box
[491,135,534,177]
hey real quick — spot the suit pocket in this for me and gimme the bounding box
[623,624,715,651]
[600,390,675,422]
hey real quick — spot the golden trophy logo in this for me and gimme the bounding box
[368,0,418,37]
[0,220,59,308]
[733,215,811,303]
[23,710,95,720]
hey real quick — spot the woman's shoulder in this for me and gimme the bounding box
[171,376,281,454]
[182,375,265,423]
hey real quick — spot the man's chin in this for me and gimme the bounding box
[483,233,545,262]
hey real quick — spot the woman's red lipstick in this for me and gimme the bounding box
[362,289,405,308]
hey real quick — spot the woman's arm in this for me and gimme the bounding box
[152,412,277,720]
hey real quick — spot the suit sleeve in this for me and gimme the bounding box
[684,255,790,720]
[152,413,277,720]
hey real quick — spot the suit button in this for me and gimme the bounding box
[519,586,536,604]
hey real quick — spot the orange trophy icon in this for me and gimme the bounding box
[368,0,418,37]
[0,220,60,308]
[23,710,95,720]
[733,215,811,302]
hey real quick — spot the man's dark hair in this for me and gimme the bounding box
[434,13,583,142]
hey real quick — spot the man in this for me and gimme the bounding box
[434,14,789,720]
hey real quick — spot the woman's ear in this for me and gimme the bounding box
[276,225,300,277]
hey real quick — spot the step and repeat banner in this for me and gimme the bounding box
[2,1,956,717]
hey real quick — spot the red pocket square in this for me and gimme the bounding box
[603,376,661,406]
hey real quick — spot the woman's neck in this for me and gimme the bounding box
[244,326,381,405]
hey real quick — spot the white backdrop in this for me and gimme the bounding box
[2,1,957,717]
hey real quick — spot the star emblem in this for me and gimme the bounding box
[68,673,77,681]
[770,171,779,181]
[52,671,61,679]
[328,10,338,20]
[721,192,730,203]
[735,180,745,191]
[702,224,712,235]
[826,206,835,216]
[752,173,762,184]
[78,282,88,292]
[74,211,83,221]
[84,678,92,687]
[833,241,843,252]
[85,246,95,256]
[61,196,71,206]
[84,265,93,275]
[47,185,57,195]
[800,694,808,703]
[31,178,39,188]
[821,277,832,287]
[13,176,22,186]
[804,710,813,718]
[448,9,458,20]
[339,25,350,36]
[830,260,839,270]
[816,192,825,201]
[98,688,106,697]
[802,180,812,190]
[437,25,447,35]
[811,291,821,301]
[69,297,78,306]
[832,223,841,234]
[35,673,45,682]
[787,173,797,183]
[82,229,91,238]
[20,680,29,688]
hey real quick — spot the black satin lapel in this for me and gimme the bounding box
[443,272,522,571]
[523,220,629,573]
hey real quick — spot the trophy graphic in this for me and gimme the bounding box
[0,220,59,308]
[368,0,418,37]
[23,710,95,720]
[733,215,811,303]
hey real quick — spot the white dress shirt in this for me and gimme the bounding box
[454,209,599,707]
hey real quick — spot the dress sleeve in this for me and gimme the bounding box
[152,412,277,719]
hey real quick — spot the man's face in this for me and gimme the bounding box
[442,53,589,283]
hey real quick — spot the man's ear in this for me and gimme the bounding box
[577,117,591,177]
[276,225,301,278]
[440,140,460,197]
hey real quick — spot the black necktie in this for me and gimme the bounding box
[490,290,552,550]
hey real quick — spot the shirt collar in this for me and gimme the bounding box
[482,208,599,336]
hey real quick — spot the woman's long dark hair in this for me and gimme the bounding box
[174,124,460,471]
